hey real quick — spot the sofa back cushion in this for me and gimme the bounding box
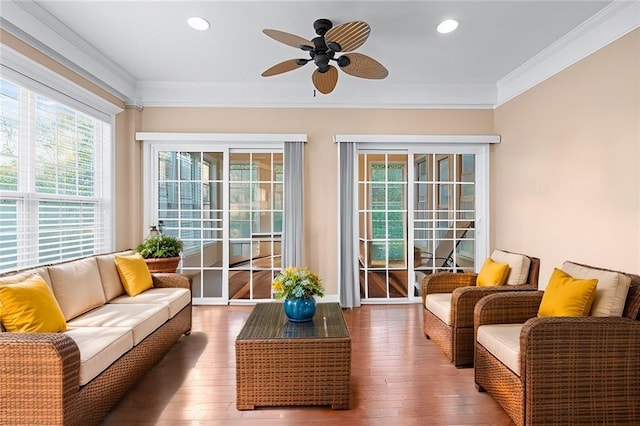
[490,250,531,285]
[48,257,106,321]
[562,261,631,317]
[0,267,52,289]
[96,250,134,301]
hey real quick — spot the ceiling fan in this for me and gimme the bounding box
[261,18,388,94]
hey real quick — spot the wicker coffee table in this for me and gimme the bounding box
[235,302,351,410]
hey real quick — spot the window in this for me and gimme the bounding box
[0,79,112,272]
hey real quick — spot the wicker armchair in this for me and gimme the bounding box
[421,250,540,367]
[474,262,640,426]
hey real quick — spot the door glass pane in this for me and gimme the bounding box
[158,151,224,302]
[414,153,476,282]
[359,153,408,299]
[229,152,282,301]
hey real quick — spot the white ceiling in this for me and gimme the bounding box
[1,0,638,108]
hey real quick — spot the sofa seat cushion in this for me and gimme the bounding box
[67,303,168,345]
[477,323,523,376]
[110,288,190,318]
[48,257,106,321]
[425,293,452,325]
[562,261,631,317]
[65,326,133,386]
[491,250,531,285]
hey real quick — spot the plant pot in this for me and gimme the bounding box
[283,298,317,322]
[144,256,181,273]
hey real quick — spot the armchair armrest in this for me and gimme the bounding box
[0,332,80,421]
[519,316,640,423]
[474,291,544,327]
[451,284,537,328]
[152,273,191,290]
[421,272,477,305]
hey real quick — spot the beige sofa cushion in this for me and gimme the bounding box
[96,250,134,301]
[48,257,106,321]
[110,288,190,318]
[562,261,631,317]
[68,303,169,345]
[491,250,531,285]
[477,323,523,376]
[0,267,52,289]
[425,293,452,325]
[65,326,133,386]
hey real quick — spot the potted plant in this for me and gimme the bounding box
[272,266,324,322]
[135,234,184,273]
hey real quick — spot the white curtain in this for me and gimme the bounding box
[282,141,304,267]
[338,142,360,308]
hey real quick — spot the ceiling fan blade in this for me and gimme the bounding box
[324,21,370,52]
[263,29,314,49]
[312,66,338,94]
[339,53,389,79]
[262,59,307,77]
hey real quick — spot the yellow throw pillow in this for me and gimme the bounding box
[538,268,598,317]
[114,254,153,297]
[0,274,67,332]
[476,258,510,287]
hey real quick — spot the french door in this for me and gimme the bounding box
[357,144,488,302]
[143,140,284,305]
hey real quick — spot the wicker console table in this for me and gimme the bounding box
[235,302,351,410]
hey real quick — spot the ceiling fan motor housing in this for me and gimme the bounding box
[313,18,333,36]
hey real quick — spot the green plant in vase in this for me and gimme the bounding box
[272,266,324,322]
[135,234,184,273]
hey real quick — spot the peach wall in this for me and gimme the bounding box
[140,108,494,294]
[493,29,640,287]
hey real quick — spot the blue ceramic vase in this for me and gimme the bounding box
[283,298,317,322]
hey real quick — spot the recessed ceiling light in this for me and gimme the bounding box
[437,19,459,34]
[187,17,210,31]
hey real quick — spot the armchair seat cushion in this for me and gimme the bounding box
[477,323,523,376]
[425,293,452,325]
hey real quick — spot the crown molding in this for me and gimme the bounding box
[0,0,136,101]
[135,80,497,109]
[496,0,640,107]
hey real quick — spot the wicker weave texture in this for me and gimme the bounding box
[475,344,524,425]
[235,303,351,410]
[236,338,351,410]
[423,309,453,362]
[423,252,540,368]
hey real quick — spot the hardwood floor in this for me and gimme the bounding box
[101,303,513,425]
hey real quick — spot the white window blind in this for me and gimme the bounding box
[0,78,112,272]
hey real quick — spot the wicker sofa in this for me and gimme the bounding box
[0,251,192,426]
[474,261,640,425]
[422,249,540,367]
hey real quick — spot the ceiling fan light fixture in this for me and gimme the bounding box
[187,17,210,31]
[437,19,459,34]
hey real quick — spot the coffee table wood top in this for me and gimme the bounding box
[236,302,349,340]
